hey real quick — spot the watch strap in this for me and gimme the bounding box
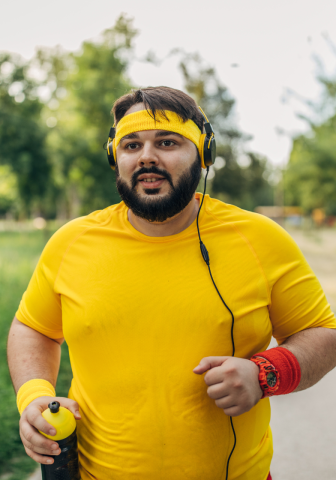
[250,356,280,398]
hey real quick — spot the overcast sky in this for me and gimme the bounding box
[2,0,336,166]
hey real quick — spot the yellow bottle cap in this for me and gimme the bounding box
[39,401,76,440]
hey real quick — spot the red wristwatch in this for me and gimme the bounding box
[251,356,280,398]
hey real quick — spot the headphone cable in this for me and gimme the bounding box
[196,166,236,480]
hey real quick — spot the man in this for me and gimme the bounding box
[7,86,336,480]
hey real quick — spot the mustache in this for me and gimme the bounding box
[131,166,174,190]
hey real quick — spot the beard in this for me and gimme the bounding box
[115,154,202,222]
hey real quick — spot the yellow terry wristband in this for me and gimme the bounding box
[17,379,56,415]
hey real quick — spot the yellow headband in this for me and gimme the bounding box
[112,110,207,168]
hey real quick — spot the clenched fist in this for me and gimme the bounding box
[193,356,263,417]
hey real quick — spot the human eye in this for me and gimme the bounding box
[125,142,139,150]
[161,139,176,147]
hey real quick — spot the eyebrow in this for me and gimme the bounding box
[120,130,184,143]
[120,132,140,142]
[154,130,184,139]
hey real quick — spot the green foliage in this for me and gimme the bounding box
[0,230,48,477]
[212,152,274,210]
[285,48,336,215]
[286,113,336,215]
[0,165,18,215]
[0,54,51,217]
[0,229,72,479]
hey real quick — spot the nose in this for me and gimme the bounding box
[137,141,159,168]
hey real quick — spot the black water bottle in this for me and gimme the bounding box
[39,401,80,480]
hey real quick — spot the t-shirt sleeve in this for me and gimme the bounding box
[15,228,68,340]
[262,222,336,344]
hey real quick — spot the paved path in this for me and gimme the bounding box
[270,368,336,479]
[28,228,336,480]
[270,228,336,479]
[27,470,41,480]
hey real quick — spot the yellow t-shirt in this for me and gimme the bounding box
[16,194,336,480]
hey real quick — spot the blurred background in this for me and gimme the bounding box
[0,1,336,479]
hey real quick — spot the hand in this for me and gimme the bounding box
[193,356,263,417]
[19,396,81,465]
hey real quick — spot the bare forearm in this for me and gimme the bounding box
[280,327,336,392]
[7,317,63,393]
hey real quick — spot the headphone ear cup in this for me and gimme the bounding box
[107,140,116,169]
[199,134,216,168]
[203,136,216,167]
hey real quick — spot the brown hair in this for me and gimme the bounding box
[111,86,204,131]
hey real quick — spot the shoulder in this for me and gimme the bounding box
[51,202,124,239]
[40,202,125,266]
[204,195,303,262]
[205,195,282,232]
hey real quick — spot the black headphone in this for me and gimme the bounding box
[198,106,217,168]
[106,126,116,168]
[106,107,216,169]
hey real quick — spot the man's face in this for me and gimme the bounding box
[115,103,202,222]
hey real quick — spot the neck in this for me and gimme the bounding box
[128,195,200,237]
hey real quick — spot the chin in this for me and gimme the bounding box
[143,188,162,196]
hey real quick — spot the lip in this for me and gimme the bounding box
[137,173,166,189]
[137,173,165,181]
[139,178,166,189]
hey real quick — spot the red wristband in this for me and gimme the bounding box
[251,347,301,396]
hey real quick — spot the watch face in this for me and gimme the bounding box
[266,371,277,388]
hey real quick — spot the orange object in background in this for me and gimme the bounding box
[312,208,326,226]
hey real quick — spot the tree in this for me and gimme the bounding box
[36,14,137,217]
[286,117,336,215]
[285,51,336,216]
[284,35,336,216]
[0,53,51,217]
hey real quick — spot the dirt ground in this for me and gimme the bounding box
[28,228,336,480]
[270,228,336,480]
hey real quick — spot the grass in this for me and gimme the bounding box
[0,229,72,480]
